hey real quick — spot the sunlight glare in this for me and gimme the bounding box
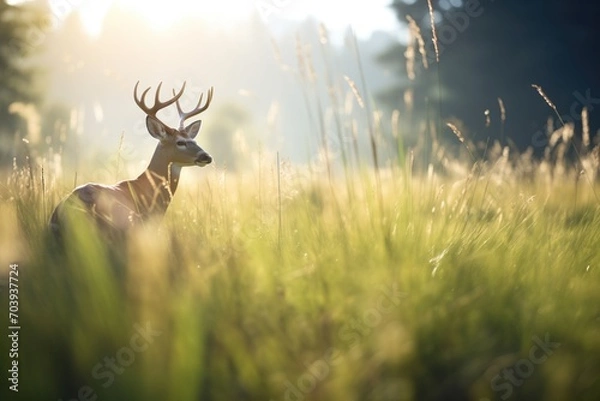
[278,0,398,41]
[76,0,398,40]
[114,0,252,31]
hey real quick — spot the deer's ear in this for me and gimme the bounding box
[146,115,169,140]
[184,120,202,139]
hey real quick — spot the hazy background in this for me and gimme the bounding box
[1,0,402,175]
[2,0,599,175]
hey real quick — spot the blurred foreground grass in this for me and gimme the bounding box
[1,153,600,401]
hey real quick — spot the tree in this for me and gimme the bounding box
[379,0,600,151]
[0,0,46,163]
[203,102,253,171]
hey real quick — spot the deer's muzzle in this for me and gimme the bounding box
[195,152,212,166]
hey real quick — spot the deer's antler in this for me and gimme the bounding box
[134,81,186,124]
[174,86,214,130]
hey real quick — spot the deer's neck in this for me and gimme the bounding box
[130,144,181,217]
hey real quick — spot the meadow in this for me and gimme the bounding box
[1,0,599,399]
[1,120,600,401]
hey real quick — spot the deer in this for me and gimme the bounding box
[49,81,214,241]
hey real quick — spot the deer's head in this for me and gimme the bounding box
[134,81,214,167]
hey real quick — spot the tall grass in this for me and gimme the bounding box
[1,137,600,401]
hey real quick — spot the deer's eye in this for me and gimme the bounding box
[176,140,187,147]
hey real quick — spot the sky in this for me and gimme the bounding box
[36,0,402,42]
[4,0,401,37]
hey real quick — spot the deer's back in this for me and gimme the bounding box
[50,182,142,238]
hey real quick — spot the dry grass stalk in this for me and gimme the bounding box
[561,122,574,144]
[549,128,562,148]
[532,84,564,125]
[404,89,414,111]
[446,122,465,143]
[531,84,554,109]
[582,107,590,149]
[404,35,416,81]
[426,0,440,63]
[318,23,329,45]
[344,75,365,109]
[406,15,428,70]
[497,97,506,123]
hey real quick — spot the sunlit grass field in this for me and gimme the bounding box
[1,140,600,401]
